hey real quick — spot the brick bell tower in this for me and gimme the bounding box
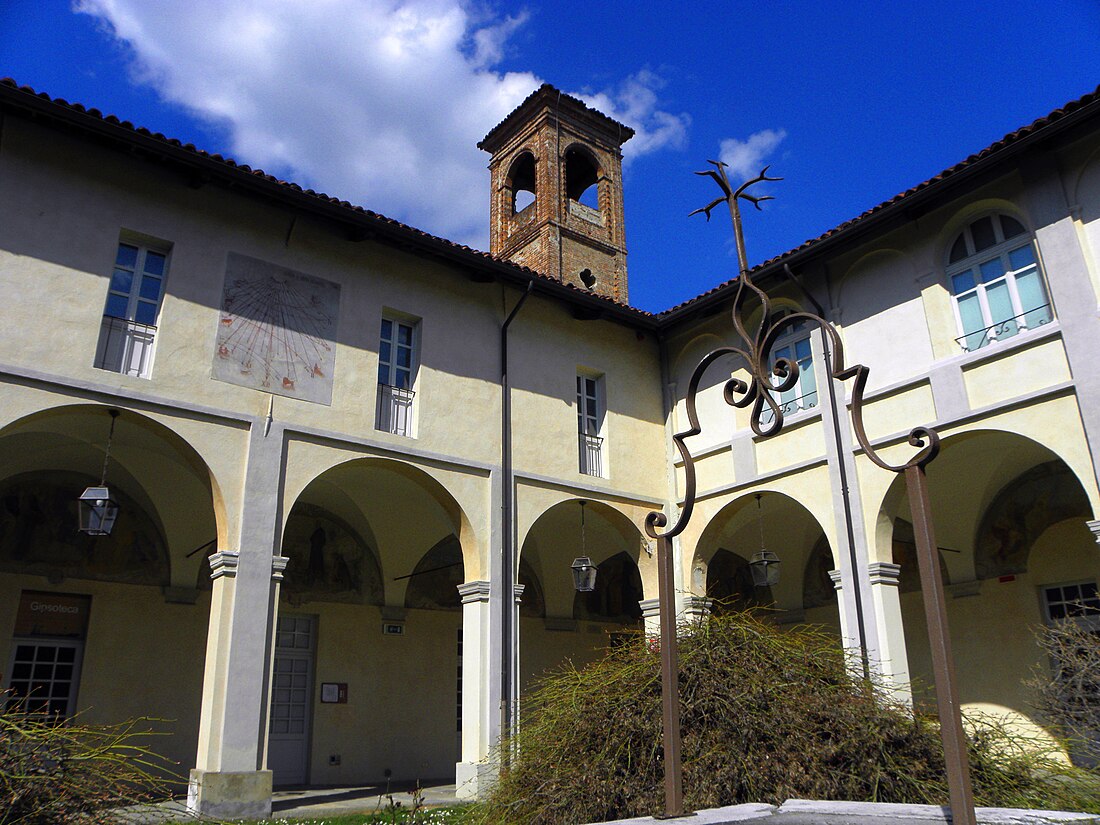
[478,85,634,303]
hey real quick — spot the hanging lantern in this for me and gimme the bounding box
[749,494,780,587]
[78,410,120,536]
[78,486,119,536]
[571,556,597,592]
[571,501,597,592]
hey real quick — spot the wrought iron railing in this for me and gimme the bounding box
[956,304,1052,352]
[579,431,604,477]
[376,384,415,436]
[94,315,157,377]
[758,390,819,427]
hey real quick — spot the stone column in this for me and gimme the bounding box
[866,562,912,704]
[188,426,285,820]
[456,581,493,800]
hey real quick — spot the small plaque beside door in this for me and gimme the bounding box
[320,682,347,704]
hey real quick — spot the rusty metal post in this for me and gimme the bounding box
[905,465,976,825]
[656,534,686,818]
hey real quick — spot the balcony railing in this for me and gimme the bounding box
[94,315,157,378]
[956,304,1053,352]
[377,384,415,437]
[579,431,604,477]
[759,391,819,428]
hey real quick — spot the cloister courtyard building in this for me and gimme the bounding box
[1,78,1100,819]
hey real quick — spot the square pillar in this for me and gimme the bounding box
[456,581,495,799]
[189,427,285,820]
[866,562,912,704]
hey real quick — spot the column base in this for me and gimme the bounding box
[455,761,497,800]
[187,768,272,819]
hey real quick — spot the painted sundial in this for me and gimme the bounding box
[213,253,341,404]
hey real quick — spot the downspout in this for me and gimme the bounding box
[782,267,870,680]
[500,279,534,762]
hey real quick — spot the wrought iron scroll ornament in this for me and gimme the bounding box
[644,161,940,542]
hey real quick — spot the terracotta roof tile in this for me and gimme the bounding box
[659,82,1100,317]
[0,78,652,323]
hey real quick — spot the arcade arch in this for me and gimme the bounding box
[0,404,222,776]
[874,429,1098,750]
[691,491,841,634]
[277,456,479,786]
[519,499,649,688]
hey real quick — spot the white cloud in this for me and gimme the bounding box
[718,128,787,181]
[75,0,689,249]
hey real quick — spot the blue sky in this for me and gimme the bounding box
[2,1,1098,312]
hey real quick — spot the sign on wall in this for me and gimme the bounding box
[213,253,341,405]
[14,592,91,638]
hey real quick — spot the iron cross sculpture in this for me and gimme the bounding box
[644,161,975,824]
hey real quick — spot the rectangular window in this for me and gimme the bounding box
[93,238,170,378]
[376,316,418,437]
[577,373,605,477]
[761,320,818,428]
[1043,581,1100,625]
[4,640,83,719]
[5,592,90,720]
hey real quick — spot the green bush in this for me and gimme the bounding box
[469,611,1100,824]
[0,704,177,824]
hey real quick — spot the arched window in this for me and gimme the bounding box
[761,309,817,426]
[507,152,536,214]
[946,214,1052,352]
[564,147,600,210]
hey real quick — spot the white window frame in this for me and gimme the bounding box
[4,638,84,720]
[1042,580,1100,630]
[93,236,170,379]
[761,313,818,427]
[376,314,419,437]
[577,372,607,478]
[946,214,1053,352]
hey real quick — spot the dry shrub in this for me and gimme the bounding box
[1032,615,1100,765]
[470,611,1100,824]
[0,704,177,824]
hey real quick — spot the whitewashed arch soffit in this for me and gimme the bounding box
[0,403,225,588]
[690,489,834,613]
[870,427,1097,579]
[284,453,483,582]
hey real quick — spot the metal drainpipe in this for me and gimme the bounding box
[781,266,870,680]
[500,279,533,763]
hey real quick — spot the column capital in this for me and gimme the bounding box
[513,583,526,605]
[208,550,240,580]
[868,562,902,586]
[639,597,661,620]
[683,595,712,620]
[1087,520,1100,545]
[828,569,843,590]
[271,555,289,582]
[458,580,492,604]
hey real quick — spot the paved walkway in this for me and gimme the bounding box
[121,791,1100,824]
[120,780,460,822]
[594,800,1100,825]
